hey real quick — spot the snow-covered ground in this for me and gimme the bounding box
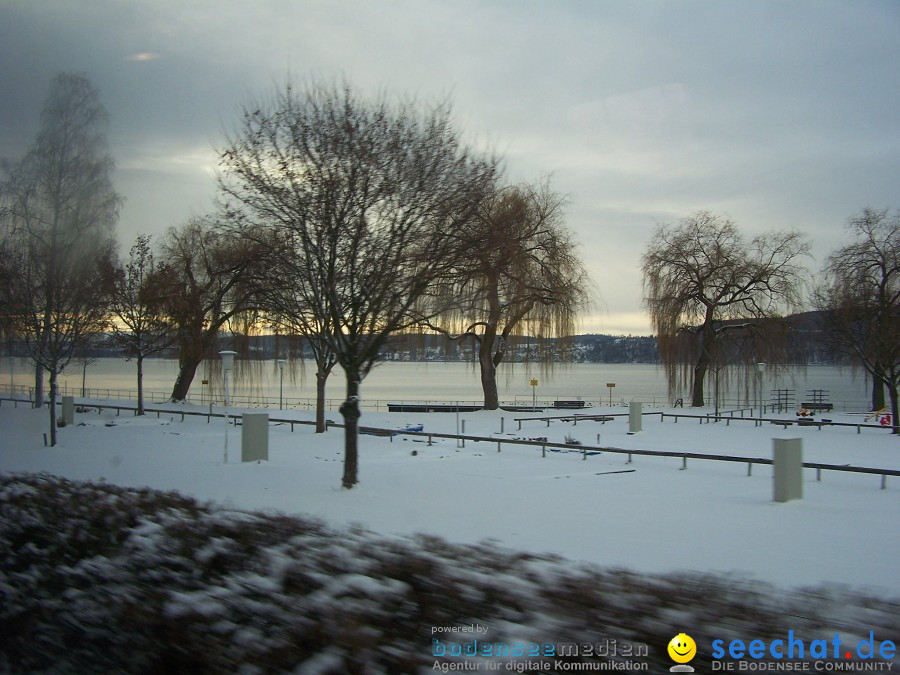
[1,399,898,595]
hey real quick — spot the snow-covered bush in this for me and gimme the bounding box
[1,474,896,674]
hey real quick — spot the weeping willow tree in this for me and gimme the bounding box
[658,317,798,413]
[423,179,590,409]
[815,208,899,432]
[642,211,809,408]
[155,218,269,402]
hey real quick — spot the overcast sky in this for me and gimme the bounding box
[1,1,898,334]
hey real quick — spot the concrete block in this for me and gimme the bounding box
[61,396,74,426]
[773,437,803,502]
[241,413,269,462]
[629,401,642,433]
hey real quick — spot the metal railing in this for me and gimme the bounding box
[656,411,897,434]
[2,383,872,415]
[509,409,897,434]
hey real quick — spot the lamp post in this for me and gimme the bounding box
[756,362,766,426]
[220,351,237,463]
[220,351,237,406]
[278,358,286,410]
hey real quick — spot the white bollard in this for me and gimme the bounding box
[629,401,642,433]
[61,396,75,426]
[773,438,803,502]
[241,413,269,462]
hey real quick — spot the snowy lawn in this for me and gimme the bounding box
[2,473,898,673]
[1,402,897,593]
[0,401,898,673]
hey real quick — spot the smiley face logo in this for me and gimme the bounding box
[668,633,697,664]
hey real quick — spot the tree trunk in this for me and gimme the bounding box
[33,363,44,408]
[136,353,145,415]
[315,369,328,433]
[48,368,58,447]
[871,368,886,412]
[340,371,361,488]
[713,365,721,417]
[170,352,203,401]
[691,349,710,408]
[691,320,716,408]
[480,346,499,410]
[887,380,899,436]
[477,325,500,410]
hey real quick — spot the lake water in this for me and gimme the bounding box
[3,356,874,412]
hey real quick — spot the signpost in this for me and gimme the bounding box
[606,382,615,407]
[530,378,538,410]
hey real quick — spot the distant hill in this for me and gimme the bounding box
[57,310,848,366]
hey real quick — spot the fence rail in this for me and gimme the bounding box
[510,410,896,434]
[2,395,895,490]
[657,411,897,434]
[0,383,873,415]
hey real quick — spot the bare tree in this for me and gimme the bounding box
[233,225,338,433]
[815,208,899,432]
[0,73,120,445]
[155,218,266,402]
[219,81,497,488]
[423,179,590,409]
[0,234,16,354]
[110,234,177,414]
[72,336,102,398]
[258,262,338,432]
[642,211,809,407]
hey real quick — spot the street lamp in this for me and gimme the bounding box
[756,362,766,426]
[220,350,237,464]
[278,358,286,410]
[219,351,237,407]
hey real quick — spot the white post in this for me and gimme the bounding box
[629,401,642,433]
[773,437,803,502]
[220,351,237,464]
[61,395,75,425]
[220,351,236,407]
[242,413,269,462]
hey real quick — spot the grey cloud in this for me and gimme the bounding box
[1,0,898,333]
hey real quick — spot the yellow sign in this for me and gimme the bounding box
[606,382,616,388]
[530,379,538,387]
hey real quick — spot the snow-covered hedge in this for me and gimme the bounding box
[0,473,896,674]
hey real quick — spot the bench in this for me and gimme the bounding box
[552,400,587,409]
